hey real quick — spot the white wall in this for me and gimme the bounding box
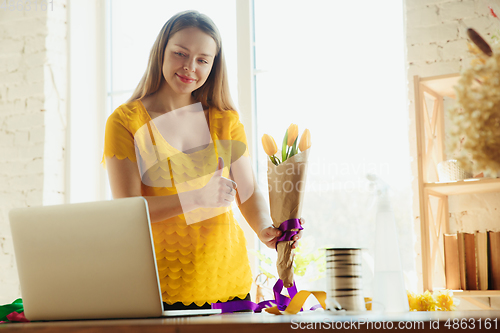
[0,0,68,304]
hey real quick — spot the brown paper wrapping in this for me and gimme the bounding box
[267,148,310,288]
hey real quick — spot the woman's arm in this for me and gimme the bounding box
[238,182,304,249]
[105,156,200,223]
[237,178,281,248]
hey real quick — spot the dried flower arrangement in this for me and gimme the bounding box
[447,26,500,176]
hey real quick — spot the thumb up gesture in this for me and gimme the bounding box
[197,157,237,208]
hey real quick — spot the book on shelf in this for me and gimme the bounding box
[475,231,488,291]
[457,232,466,290]
[488,231,500,290]
[464,232,478,290]
[443,234,460,290]
[457,232,477,290]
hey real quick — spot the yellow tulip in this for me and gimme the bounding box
[287,123,298,147]
[261,134,277,156]
[298,128,311,152]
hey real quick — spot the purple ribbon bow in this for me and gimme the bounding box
[275,218,303,250]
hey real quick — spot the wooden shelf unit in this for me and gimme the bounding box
[414,73,499,308]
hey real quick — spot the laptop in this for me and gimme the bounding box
[8,196,221,321]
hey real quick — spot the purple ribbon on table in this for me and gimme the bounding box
[275,218,303,250]
[211,279,298,313]
[273,279,297,311]
[211,279,323,313]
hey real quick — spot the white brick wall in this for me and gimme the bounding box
[405,0,500,304]
[0,0,67,305]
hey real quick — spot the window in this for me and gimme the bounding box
[252,0,416,295]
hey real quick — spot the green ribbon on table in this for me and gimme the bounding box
[0,298,23,322]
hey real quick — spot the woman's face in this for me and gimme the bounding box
[162,27,217,96]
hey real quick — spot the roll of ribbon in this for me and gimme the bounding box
[326,248,366,312]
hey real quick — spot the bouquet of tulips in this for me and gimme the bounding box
[261,124,311,288]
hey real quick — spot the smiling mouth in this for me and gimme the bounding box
[176,74,196,83]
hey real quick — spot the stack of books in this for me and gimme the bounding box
[443,231,500,290]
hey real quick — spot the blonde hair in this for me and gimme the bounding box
[127,10,238,112]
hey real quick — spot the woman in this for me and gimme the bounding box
[101,10,304,310]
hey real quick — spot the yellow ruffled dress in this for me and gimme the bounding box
[101,99,253,306]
